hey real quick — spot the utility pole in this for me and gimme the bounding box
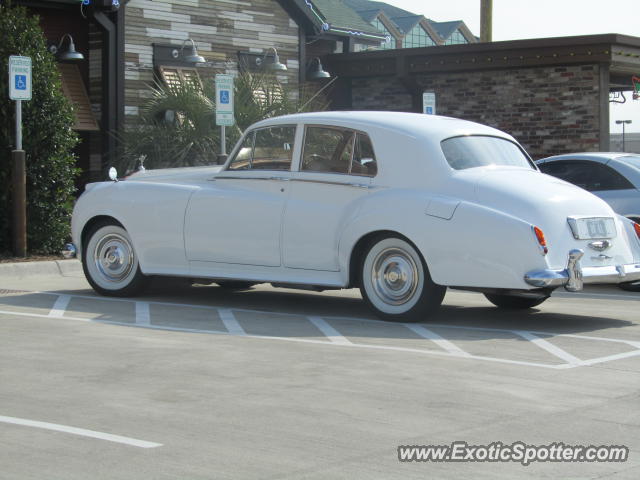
[480,0,493,43]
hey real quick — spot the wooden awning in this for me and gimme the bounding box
[57,63,99,131]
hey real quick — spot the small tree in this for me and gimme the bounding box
[0,4,79,254]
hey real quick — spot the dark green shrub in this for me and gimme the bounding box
[0,4,79,254]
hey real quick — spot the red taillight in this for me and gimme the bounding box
[533,226,548,255]
[634,222,640,240]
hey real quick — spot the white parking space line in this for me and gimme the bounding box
[135,302,150,326]
[0,415,162,448]
[4,290,640,370]
[404,324,471,357]
[307,316,353,345]
[219,308,246,336]
[576,349,640,367]
[513,330,582,365]
[47,294,71,318]
[0,309,90,323]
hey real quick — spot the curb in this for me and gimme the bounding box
[0,259,82,278]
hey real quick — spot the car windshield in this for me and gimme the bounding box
[618,155,640,170]
[441,135,534,170]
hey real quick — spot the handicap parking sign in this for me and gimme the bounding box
[15,75,27,90]
[219,90,230,104]
[9,56,32,100]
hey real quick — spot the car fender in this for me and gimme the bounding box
[72,180,198,275]
[338,190,546,290]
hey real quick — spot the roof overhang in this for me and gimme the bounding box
[325,33,640,89]
[284,0,386,43]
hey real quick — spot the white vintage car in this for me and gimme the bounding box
[70,112,640,321]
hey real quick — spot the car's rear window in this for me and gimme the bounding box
[441,135,534,170]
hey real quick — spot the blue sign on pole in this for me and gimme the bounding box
[220,90,230,104]
[15,75,27,90]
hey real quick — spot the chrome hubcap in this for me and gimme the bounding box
[94,234,134,283]
[371,247,419,305]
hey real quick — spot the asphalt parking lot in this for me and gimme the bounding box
[1,265,639,479]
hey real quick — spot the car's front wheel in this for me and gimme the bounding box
[83,222,149,297]
[360,236,446,322]
[484,293,549,309]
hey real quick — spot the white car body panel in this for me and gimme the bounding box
[72,112,640,292]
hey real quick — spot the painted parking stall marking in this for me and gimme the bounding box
[0,415,162,448]
[47,294,71,318]
[1,290,640,370]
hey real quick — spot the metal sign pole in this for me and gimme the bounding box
[9,55,31,257]
[221,125,226,156]
[16,99,22,150]
[13,99,27,257]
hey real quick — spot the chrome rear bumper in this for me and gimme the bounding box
[525,249,640,291]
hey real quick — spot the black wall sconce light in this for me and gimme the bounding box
[306,57,330,80]
[256,47,288,72]
[48,34,84,62]
[170,38,206,64]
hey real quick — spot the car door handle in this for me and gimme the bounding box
[269,176,290,181]
[348,182,371,189]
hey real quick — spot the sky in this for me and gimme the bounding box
[382,0,640,133]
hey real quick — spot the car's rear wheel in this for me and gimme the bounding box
[484,293,549,309]
[83,222,149,297]
[215,280,257,290]
[360,236,446,322]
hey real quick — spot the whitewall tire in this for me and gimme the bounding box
[83,223,149,297]
[360,236,446,322]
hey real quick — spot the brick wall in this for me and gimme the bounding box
[124,0,300,121]
[351,64,602,159]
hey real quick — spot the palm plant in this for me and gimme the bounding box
[117,70,332,173]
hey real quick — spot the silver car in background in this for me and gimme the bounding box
[537,152,640,290]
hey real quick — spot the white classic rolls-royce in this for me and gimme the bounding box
[70,111,640,321]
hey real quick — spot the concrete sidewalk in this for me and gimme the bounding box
[0,259,82,278]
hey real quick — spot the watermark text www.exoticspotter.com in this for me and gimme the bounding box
[398,442,628,466]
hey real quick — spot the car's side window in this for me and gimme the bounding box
[302,126,353,174]
[252,126,296,171]
[227,132,254,170]
[541,160,633,191]
[301,126,377,176]
[227,126,295,171]
[352,133,378,176]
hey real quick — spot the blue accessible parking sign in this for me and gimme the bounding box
[219,90,230,104]
[15,75,27,90]
[9,56,32,101]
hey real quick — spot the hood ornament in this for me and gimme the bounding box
[588,240,611,252]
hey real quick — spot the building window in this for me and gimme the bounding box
[444,29,469,45]
[158,66,202,89]
[403,24,436,48]
[371,17,396,50]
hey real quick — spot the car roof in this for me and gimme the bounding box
[250,111,514,143]
[536,152,636,164]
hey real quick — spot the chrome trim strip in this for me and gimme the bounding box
[290,178,372,189]
[213,175,290,181]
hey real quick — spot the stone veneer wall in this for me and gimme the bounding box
[124,0,300,120]
[351,64,602,159]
